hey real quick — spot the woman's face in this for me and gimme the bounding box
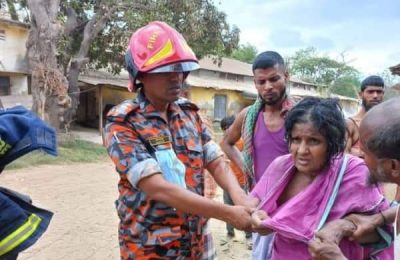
[289,121,328,177]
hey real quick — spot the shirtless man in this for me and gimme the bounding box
[345,75,400,201]
[345,75,385,158]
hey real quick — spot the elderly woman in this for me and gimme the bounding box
[250,97,392,259]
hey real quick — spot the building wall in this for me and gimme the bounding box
[339,100,359,117]
[102,86,136,108]
[76,84,136,128]
[0,21,29,96]
[0,22,29,73]
[190,86,252,121]
[195,69,253,83]
[9,74,28,94]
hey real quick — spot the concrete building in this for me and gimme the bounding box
[77,56,327,133]
[0,18,31,107]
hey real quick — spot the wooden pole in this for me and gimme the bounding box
[98,85,103,137]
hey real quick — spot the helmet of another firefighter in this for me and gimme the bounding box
[125,21,199,91]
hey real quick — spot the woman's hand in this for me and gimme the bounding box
[251,209,272,235]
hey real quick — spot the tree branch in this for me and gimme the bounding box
[5,0,19,21]
[64,7,78,36]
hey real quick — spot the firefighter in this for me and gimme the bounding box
[0,106,57,259]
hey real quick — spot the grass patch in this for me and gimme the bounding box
[6,140,108,170]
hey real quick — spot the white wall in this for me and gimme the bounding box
[10,74,28,94]
[0,21,29,73]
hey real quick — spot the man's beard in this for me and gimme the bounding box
[261,88,286,106]
[362,99,378,111]
[367,168,390,186]
[367,172,380,186]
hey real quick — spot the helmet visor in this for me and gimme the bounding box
[148,61,199,73]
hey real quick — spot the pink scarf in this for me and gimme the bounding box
[251,154,392,259]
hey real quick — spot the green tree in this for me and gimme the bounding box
[331,76,359,98]
[7,0,240,130]
[378,69,400,87]
[289,47,361,98]
[230,43,258,63]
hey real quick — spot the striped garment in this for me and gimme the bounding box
[241,96,294,189]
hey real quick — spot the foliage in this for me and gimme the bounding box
[6,0,240,130]
[6,140,108,170]
[230,43,258,63]
[380,69,400,100]
[289,47,361,97]
[331,76,359,98]
[57,0,240,74]
[378,69,400,87]
[0,0,29,21]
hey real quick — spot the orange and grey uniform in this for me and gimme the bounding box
[104,91,223,259]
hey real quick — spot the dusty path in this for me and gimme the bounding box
[0,162,250,260]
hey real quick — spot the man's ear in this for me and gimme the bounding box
[391,159,400,180]
[284,70,289,82]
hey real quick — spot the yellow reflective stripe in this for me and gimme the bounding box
[0,214,42,256]
[144,39,174,68]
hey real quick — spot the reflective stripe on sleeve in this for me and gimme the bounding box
[0,213,42,256]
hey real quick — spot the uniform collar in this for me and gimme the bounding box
[136,90,182,120]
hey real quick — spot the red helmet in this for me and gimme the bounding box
[125,21,199,91]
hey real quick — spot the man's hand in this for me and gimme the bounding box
[346,213,380,243]
[225,205,253,232]
[314,219,356,245]
[233,194,259,209]
[308,237,347,260]
[251,209,271,235]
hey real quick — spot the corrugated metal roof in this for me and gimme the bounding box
[199,56,253,76]
[78,72,321,98]
[0,18,30,29]
[186,74,256,93]
[330,94,358,102]
[392,83,400,91]
[390,64,400,76]
[79,75,128,88]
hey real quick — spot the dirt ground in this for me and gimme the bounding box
[1,162,396,260]
[0,162,251,260]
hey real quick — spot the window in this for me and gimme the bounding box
[214,94,227,120]
[219,72,227,79]
[0,77,10,96]
[227,73,237,81]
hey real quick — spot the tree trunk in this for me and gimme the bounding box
[26,0,69,131]
[62,6,117,130]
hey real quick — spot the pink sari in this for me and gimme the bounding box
[251,154,393,259]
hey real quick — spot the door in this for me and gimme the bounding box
[214,94,227,120]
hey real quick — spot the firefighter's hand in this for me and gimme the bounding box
[225,205,253,232]
[251,209,271,235]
